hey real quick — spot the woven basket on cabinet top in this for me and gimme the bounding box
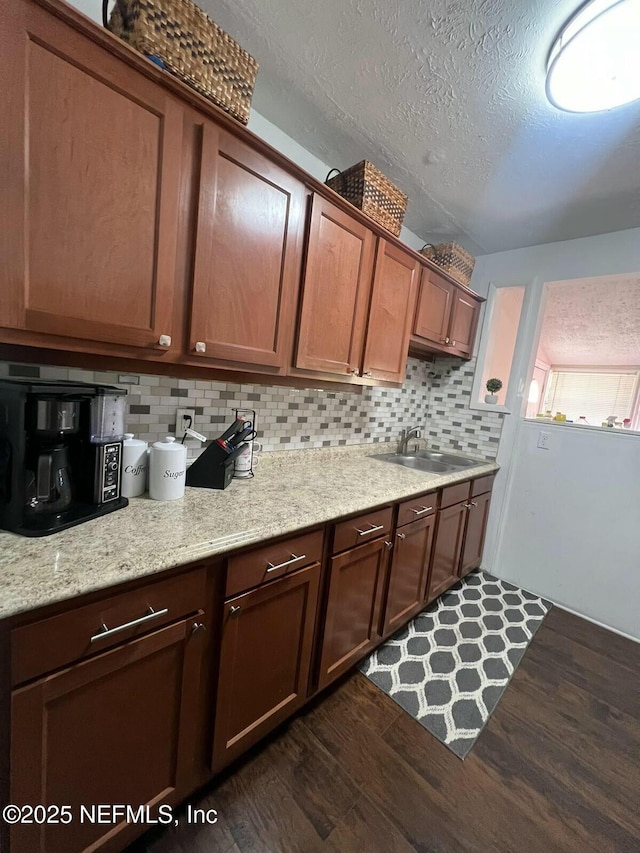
[325,161,407,237]
[420,242,476,287]
[105,0,258,124]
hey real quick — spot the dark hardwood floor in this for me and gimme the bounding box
[129,607,640,853]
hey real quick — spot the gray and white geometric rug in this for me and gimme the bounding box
[360,570,551,759]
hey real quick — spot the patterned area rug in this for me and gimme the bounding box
[360,570,551,759]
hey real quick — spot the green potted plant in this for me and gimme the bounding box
[485,377,503,404]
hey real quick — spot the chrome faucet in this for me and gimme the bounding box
[398,425,423,456]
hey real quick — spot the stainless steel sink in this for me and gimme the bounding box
[373,450,482,474]
[414,450,481,467]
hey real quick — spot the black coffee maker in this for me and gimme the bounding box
[0,379,129,536]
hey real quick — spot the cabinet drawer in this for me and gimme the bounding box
[397,492,437,528]
[471,474,495,496]
[332,506,393,554]
[440,480,471,508]
[11,567,207,686]
[226,529,324,597]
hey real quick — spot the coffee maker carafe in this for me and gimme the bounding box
[24,397,80,519]
[0,379,129,537]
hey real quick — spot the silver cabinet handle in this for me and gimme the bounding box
[194,341,206,353]
[471,501,478,507]
[266,553,306,573]
[90,606,168,643]
[411,505,433,515]
[229,605,241,617]
[362,370,372,376]
[158,334,172,347]
[350,367,360,376]
[463,503,473,509]
[451,340,457,347]
[397,532,406,540]
[355,523,384,536]
[191,622,207,635]
[384,540,393,550]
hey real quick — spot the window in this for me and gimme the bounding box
[528,273,640,430]
[542,369,639,427]
[474,285,525,407]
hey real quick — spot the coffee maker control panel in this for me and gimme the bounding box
[99,443,122,503]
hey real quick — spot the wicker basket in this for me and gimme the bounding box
[104,0,258,124]
[421,242,475,286]
[325,161,407,237]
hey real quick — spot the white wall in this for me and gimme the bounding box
[67,0,425,251]
[497,420,640,639]
[473,226,640,639]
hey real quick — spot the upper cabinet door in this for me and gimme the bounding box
[362,240,420,383]
[190,125,305,370]
[448,289,481,358]
[0,3,182,350]
[295,195,375,376]
[413,269,454,346]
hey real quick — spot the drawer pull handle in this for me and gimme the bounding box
[355,523,384,536]
[411,505,433,515]
[90,606,168,643]
[229,605,241,617]
[384,540,393,550]
[397,532,406,540]
[266,553,306,573]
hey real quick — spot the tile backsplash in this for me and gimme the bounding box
[426,357,505,459]
[0,355,504,460]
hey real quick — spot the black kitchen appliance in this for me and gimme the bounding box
[0,378,129,537]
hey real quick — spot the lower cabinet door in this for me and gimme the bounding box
[428,502,468,602]
[460,490,492,576]
[212,563,321,772]
[318,537,388,690]
[10,617,207,853]
[383,515,435,637]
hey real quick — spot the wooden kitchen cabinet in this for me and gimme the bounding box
[317,536,389,689]
[412,268,482,359]
[448,287,482,358]
[428,501,468,602]
[413,268,453,348]
[213,563,321,772]
[361,239,420,383]
[294,194,376,377]
[460,489,492,577]
[11,616,207,853]
[428,477,494,599]
[189,124,306,370]
[0,1,182,352]
[383,513,436,638]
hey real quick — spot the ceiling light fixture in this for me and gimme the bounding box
[546,0,640,112]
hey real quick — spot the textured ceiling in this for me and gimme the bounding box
[202,0,640,254]
[538,274,640,366]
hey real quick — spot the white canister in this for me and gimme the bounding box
[233,441,253,478]
[149,436,187,501]
[121,433,148,498]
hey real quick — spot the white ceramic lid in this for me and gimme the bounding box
[152,436,185,452]
[123,432,147,446]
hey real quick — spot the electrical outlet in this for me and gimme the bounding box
[176,408,196,436]
[537,431,551,450]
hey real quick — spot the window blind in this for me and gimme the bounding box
[542,371,638,426]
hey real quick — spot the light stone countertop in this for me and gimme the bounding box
[0,445,498,621]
